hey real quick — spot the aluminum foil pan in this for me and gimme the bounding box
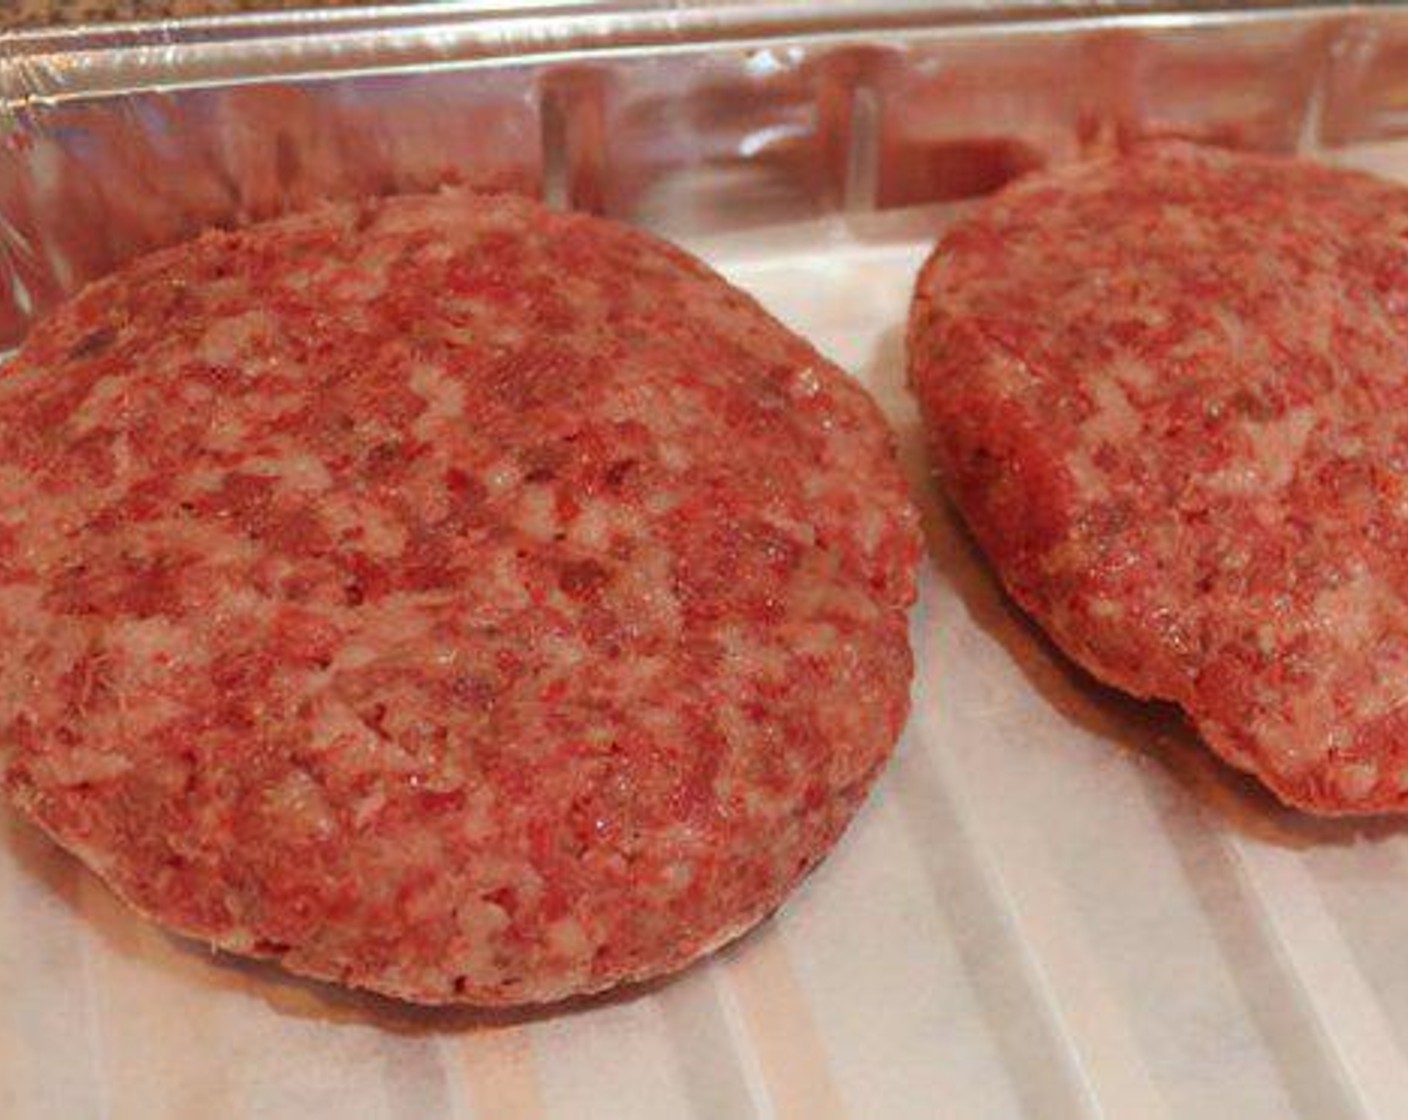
[6,5,1408,1120]
[0,1,1394,347]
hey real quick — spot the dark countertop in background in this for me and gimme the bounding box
[5,0,404,29]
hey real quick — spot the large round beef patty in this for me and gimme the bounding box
[0,189,919,1003]
[909,142,1408,816]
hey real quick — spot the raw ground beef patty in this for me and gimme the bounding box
[0,189,919,1004]
[909,142,1408,816]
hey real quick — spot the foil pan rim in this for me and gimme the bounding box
[2,0,1364,46]
[0,1,1372,106]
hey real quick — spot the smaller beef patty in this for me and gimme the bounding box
[910,142,1408,815]
[0,189,919,1003]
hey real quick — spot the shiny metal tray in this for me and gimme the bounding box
[6,5,1408,1119]
[3,1,1403,347]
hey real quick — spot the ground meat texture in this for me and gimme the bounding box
[909,142,1408,816]
[0,189,919,1004]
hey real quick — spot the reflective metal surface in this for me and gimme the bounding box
[5,8,1408,1119]
[3,2,1403,345]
